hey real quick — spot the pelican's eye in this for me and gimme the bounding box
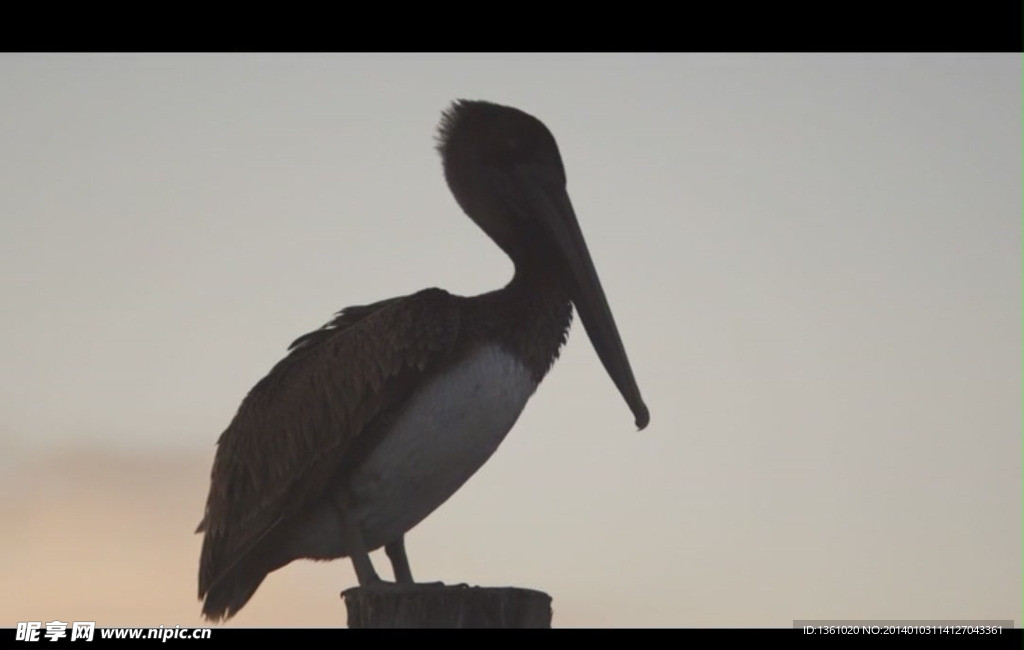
[484,133,530,166]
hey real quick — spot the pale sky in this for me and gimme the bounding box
[0,53,1019,628]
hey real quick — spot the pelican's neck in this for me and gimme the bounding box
[474,257,573,382]
[507,251,572,300]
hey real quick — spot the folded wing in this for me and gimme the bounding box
[197,288,460,620]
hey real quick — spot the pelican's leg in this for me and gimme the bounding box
[334,496,380,585]
[347,541,380,586]
[385,536,414,583]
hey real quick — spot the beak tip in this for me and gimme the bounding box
[633,403,650,431]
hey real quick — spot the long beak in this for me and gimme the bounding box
[519,172,649,430]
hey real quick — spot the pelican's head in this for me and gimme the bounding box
[437,100,649,430]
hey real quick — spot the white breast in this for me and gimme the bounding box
[348,344,537,549]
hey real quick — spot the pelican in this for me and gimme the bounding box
[197,100,649,621]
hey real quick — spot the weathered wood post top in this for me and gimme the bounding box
[343,584,552,628]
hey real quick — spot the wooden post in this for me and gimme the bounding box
[342,584,552,628]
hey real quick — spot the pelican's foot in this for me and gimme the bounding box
[341,579,387,599]
[412,580,446,589]
[358,579,402,592]
[367,579,448,591]
[342,580,449,597]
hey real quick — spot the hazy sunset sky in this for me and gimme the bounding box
[0,53,1019,627]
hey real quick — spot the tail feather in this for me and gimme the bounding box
[198,521,286,622]
[200,570,269,622]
